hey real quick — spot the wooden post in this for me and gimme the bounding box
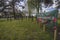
[53,17,57,40]
[54,27,57,40]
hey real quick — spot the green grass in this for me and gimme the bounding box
[58,19,60,24]
[0,19,54,40]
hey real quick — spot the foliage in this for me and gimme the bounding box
[27,0,41,14]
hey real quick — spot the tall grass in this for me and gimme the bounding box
[0,19,53,40]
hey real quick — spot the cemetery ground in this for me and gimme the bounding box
[0,18,60,40]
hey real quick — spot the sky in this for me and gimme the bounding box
[3,0,60,13]
[41,0,59,13]
[15,0,27,12]
[15,0,59,13]
[4,0,27,12]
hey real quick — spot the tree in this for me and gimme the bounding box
[28,0,43,15]
[0,0,4,12]
[27,0,31,17]
[27,0,42,22]
[12,0,16,19]
[57,0,60,9]
[0,0,17,20]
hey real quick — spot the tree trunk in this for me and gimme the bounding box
[12,0,16,19]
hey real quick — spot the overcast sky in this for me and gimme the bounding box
[4,0,59,13]
[41,0,59,13]
[15,0,28,12]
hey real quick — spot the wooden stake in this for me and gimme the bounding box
[54,29,57,40]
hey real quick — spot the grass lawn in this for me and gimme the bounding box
[0,18,58,40]
[58,19,60,24]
